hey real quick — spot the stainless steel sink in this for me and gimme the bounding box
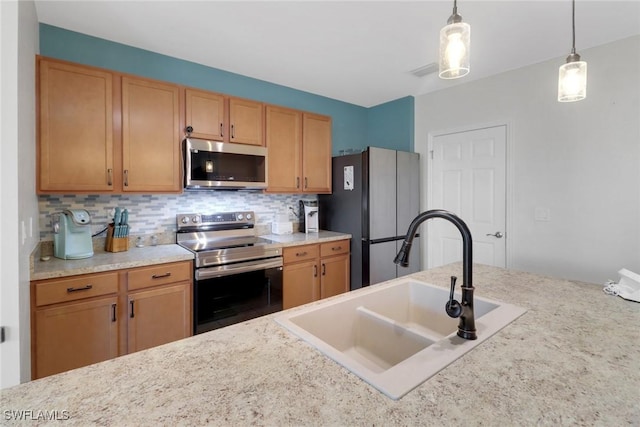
[275,278,526,399]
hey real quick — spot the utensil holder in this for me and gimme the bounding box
[105,224,129,253]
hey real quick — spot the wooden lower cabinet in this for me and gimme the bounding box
[34,296,118,379]
[283,239,350,310]
[31,260,192,379]
[127,282,191,353]
[283,259,319,309]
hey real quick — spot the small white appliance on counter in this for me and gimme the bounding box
[52,209,94,260]
[300,200,319,233]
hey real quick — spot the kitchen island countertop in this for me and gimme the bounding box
[6,264,639,425]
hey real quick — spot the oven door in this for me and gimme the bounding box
[184,138,267,189]
[194,257,283,334]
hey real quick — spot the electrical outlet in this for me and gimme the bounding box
[105,207,116,220]
[534,207,551,221]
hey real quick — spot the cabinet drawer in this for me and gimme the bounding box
[127,261,191,291]
[35,272,118,307]
[283,244,319,264]
[320,239,350,257]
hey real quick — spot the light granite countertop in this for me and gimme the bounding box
[261,230,351,246]
[8,264,639,426]
[30,231,351,281]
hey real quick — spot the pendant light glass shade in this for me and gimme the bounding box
[558,56,587,102]
[557,0,587,102]
[439,21,471,79]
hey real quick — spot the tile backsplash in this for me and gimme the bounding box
[39,192,316,242]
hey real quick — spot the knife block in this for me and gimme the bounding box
[105,224,129,253]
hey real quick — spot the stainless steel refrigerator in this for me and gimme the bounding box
[319,147,421,290]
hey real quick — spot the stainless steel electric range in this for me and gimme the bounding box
[176,211,283,334]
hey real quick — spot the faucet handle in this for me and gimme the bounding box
[445,276,463,318]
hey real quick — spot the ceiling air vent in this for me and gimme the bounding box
[409,62,438,78]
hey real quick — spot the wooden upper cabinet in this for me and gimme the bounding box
[121,77,181,193]
[185,88,226,141]
[302,113,332,194]
[265,108,332,194]
[266,105,302,192]
[38,59,114,193]
[229,97,264,146]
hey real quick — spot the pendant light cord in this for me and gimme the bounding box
[571,0,576,54]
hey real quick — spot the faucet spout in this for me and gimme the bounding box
[394,209,477,340]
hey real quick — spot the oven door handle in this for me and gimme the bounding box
[196,258,283,280]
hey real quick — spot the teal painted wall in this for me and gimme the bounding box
[39,24,414,155]
[366,96,415,152]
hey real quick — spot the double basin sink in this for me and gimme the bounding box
[275,278,526,399]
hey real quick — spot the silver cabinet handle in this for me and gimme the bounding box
[107,168,113,186]
[486,231,504,238]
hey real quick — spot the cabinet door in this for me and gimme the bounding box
[127,282,191,353]
[34,296,118,379]
[185,89,226,141]
[265,105,302,192]
[320,254,350,299]
[283,260,319,309]
[229,97,264,146]
[302,113,332,193]
[38,59,114,193]
[121,77,181,193]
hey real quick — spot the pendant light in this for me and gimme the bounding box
[558,0,587,102]
[438,0,470,79]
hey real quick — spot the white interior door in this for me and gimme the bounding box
[429,125,507,268]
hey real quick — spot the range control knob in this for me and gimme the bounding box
[181,217,189,224]
[246,213,252,220]
[191,216,199,224]
[237,213,244,220]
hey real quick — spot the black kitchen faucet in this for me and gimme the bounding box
[394,209,477,340]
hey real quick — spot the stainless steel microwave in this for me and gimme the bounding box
[184,138,267,190]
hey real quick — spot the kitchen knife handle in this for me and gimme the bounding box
[107,168,113,186]
[66,284,93,293]
[123,170,129,187]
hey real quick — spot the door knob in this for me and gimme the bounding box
[486,231,503,238]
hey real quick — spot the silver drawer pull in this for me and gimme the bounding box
[151,272,172,279]
[67,284,93,293]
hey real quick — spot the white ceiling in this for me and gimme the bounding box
[34,1,640,107]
